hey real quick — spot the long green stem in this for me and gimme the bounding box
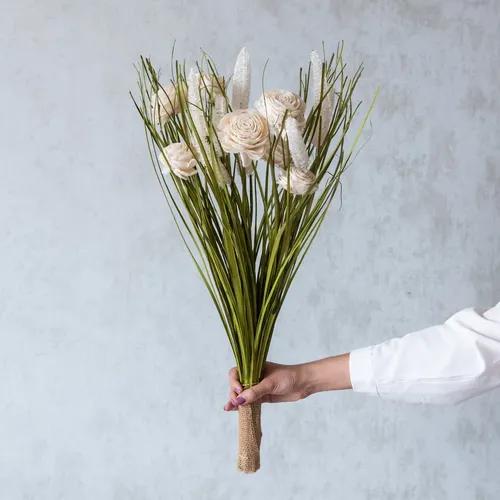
[132,46,375,386]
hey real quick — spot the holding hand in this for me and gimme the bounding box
[224,355,352,411]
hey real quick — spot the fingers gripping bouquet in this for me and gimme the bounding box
[132,44,375,473]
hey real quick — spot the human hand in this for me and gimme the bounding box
[223,355,351,411]
[224,362,310,411]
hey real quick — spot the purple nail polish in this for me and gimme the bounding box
[235,387,242,394]
[231,398,238,406]
[236,396,246,405]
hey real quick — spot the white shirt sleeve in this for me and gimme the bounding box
[349,302,500,404]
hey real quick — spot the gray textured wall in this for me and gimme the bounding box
[1,1,499,498]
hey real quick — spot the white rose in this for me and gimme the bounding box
[151,83,181,125]
[255,90,306,132]
[160,143,198,180]
[276,166,317,195]
[218,109,270,160]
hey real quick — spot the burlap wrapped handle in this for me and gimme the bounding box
[237,402,262,473]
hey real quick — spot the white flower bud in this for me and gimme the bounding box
[160,142,198,180]
[150,83,180,126]
[276,166,317,195]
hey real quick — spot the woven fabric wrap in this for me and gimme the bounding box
[237,402,262,473]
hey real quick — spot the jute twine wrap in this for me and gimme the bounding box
[237,402,262,473]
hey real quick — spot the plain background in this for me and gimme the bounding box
[1,1,499,498]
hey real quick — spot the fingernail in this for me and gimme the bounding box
[235,387,242,394]
[231,398,238,406]
[236,396,246,405]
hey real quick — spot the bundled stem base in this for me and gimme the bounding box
[237,402,262,473]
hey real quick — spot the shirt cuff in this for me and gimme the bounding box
[349,346,378,394]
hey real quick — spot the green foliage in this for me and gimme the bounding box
[131,45,376,386]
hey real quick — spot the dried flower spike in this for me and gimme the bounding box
[232,47,251,110]
[310,50,334,147]
[285,116,309,170]
[310,50,323,106]
[187,68,208,147]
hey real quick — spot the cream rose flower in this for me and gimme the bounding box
[218,109,270,161]
[255,90,306,132]
[160,143,198,180]
[151,83,181,126]
[276,166,317,195]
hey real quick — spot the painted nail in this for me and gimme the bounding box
[235,387,242,394]
[231,398,238,406]
[236,396,246,405]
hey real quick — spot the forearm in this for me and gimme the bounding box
[299,353,352,396]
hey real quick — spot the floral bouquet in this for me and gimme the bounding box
[132,44,375,472]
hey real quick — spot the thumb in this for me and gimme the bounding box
[235,378,273,406]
